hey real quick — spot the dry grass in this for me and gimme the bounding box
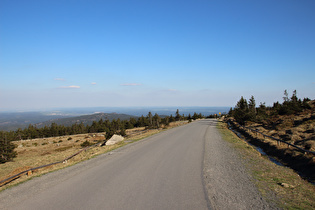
[248,108,315,152]
[0,121,188,191]
[218,121,315,209]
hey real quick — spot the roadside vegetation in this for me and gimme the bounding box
[223,90,315,209]
[217,121,315,209]
[227,90,314,180]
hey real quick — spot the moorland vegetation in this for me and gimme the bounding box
[228,90,315,182]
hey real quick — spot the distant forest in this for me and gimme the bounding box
[0,110,208,163]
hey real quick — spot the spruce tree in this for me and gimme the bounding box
[0,138,17,164]
[233,96,249,125]
[175,109,181,121]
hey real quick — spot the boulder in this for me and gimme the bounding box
[280,183,294,188]
[105,134,124,146]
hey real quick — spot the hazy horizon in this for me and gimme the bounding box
[0,105,231,114]
[0,106,230,131]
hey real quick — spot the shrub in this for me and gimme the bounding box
[119,129,126,136]
[80,140,94,148]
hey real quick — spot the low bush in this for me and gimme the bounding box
[80,140,94,148]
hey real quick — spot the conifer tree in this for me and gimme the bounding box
[0,138,17,163]
[248,95,256,121]
[153,113,161,128]
[147,112,153,128]
[233,96,249,125]
[175,109,181,121]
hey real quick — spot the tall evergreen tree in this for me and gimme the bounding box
[152,113,161,128]
[147,112,153,128]
[0,138,17,163]
[175,109,181,121]
[248,95,256,121]
[233,96,249,125]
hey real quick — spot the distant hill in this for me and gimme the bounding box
[35,113,138,128]
[0,112,71,131]
[0,106,230,131]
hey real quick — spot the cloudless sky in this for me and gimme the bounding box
[1,0,314,111]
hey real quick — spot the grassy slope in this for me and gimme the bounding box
[247,100,315,152]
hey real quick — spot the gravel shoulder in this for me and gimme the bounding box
[203,119,277,209]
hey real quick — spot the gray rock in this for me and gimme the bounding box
[105,134,124,146]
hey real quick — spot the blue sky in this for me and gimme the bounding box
[1,0,314,111]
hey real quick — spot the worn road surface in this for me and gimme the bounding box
[0,119,273,210]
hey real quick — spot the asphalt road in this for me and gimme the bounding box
[1,119,273,210]
[1,120,211,210]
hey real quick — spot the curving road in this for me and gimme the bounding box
[0,119,272,210]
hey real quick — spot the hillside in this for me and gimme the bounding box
[247,100,315,152]
[0,112,71,131]
[35,113,138,128]
[228,99,315,182]
[0,107,230,131]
